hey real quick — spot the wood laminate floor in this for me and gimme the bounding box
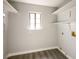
[8,49,68,59]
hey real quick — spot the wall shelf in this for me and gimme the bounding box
[3,0,18,13]
[52,0,76,15]
[51,20,76,24]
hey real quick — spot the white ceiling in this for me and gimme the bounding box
[9,0,71,7]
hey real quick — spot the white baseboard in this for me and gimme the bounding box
[7,46,58,58]
[7,46,72,59]
[57,47,72,59]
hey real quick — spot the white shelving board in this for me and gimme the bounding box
[52,0,76,15]
[3,0,18,13]
[51,0,76,24]
[52,20,76,24]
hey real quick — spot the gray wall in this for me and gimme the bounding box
[57,6,76,59]
[7,2,58,54]
[3,11,8,59]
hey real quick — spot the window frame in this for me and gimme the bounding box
[29,12,41,30]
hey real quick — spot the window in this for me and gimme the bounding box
[29,13,41,30]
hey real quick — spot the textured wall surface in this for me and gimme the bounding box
[7,2,58,54]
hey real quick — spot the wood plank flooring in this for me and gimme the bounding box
[8,49,68,59]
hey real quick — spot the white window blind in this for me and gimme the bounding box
[29,13,41,30]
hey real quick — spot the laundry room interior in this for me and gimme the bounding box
[3,0,76,59]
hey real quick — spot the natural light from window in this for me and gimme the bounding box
[29,13,41,30]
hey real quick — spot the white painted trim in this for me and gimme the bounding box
[28,11,42,14]
[7,46,72,59]
[57,47,72,59]
[7,46,58,58]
